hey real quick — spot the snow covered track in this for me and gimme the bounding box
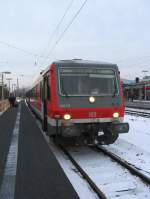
[125,110,150,118]
[66,146,150,199]
[29,100,150,198]
[60,145,108,199]
[93,146,150,185]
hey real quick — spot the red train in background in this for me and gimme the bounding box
[26,59,129,145]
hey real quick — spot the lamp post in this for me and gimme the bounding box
[12,84,16,96]
[20,74,24,98]
[142,70,149,101]
[0,71,11,100]
[6,78,13,96]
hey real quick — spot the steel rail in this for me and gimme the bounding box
[92,146,150,185]
[60,145,108,199]
[125,105,150,111]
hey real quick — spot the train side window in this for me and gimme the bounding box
[47,76,51,101]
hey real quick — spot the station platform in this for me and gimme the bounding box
[0,107,18,188]
[0,102,79,199]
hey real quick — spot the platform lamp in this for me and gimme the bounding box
[0,71,11,100]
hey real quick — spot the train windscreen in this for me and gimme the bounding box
[59,67,119,96]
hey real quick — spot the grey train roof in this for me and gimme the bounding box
[53,59,118,69]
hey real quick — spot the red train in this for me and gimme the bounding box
[26,59,129,145]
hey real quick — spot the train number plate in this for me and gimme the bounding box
[89,112,97,118]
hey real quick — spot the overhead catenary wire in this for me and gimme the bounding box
[39,0,75,62]
[1,0,150,73]
[0,40,50,59]
[40,0,88,67]
[1,39,150,72]
[1,37,150,65]
[0,1,75,68]
[0,1,75,70]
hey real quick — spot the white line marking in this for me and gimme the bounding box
[0,106,21,199]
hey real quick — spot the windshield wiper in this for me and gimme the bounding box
[112,84,117,97]
[62,89,68,97]
[61,78,68,97]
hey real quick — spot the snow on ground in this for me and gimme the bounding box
[69,146,150,199]
[121,115,150,153]
[34,104,150,198]
[47,112,150,199]
[47,139,99,199]
[104,114,150,177]
[36,121,99,199]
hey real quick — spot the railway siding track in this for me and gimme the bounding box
[125,110,150,118]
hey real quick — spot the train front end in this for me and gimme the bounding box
[53,60,129,145]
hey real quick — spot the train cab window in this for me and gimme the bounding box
[59,68,119,96]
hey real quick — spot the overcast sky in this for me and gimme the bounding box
[0,0,150,87]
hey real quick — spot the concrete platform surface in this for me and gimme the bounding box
[0,107,18,188]
[14,102,79,199]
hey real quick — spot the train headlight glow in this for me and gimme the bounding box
[89,96,95,103]
[113,112,119,118]
[63,114,71,120]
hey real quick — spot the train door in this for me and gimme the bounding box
[42,76,48,131]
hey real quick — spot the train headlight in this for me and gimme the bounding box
[89,96,95,103]
[63,114,71,120]
[113,112,119,118]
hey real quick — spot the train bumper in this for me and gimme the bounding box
[61,125,81,137]
[61,122,81,137]
[110,123,129,134]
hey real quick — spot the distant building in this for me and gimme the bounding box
[123,77,150,101]
[141,76,150,82]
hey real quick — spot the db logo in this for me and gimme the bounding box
[89,112,97,118]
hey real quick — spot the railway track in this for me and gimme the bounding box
[31,102,150,198]
[60,145,108,199]
[60,145,150,199]
[92,146,150,185]
[125,110,150,118]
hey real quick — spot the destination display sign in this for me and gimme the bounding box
[60,68,114,74]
